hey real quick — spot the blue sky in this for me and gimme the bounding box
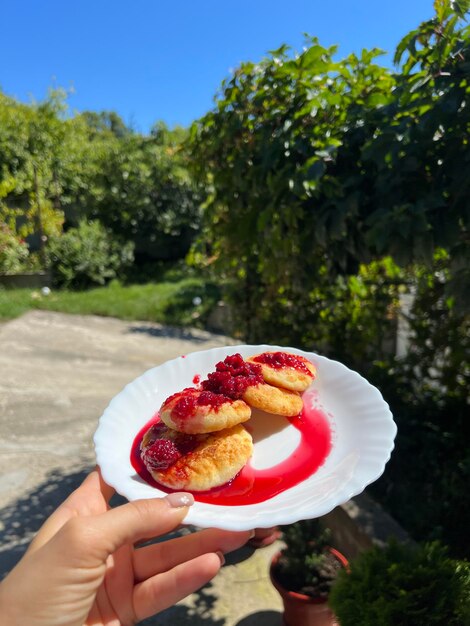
[1,0,435,132]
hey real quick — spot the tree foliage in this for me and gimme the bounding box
[87,132,202,261]
[0,90,67,244]
[189,0,470,319]
[0,223,30,273]
[0,91,201,265]
[366,0,470,301]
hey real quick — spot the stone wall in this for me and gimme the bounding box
[320,491,413,560]
[0,271,51,289]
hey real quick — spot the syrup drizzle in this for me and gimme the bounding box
[130,401,332,506]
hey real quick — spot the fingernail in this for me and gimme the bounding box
[165,492,195,508]
[216,551,225,565]
[249,530,256,539]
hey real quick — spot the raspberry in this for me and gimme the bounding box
[142,439,181,471]
[202,353,263,398]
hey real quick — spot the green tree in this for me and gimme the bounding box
[361,0,470,308]
[89,133,202,261]
[0,90,69,258]
[189,37,397,341]
[79,110,132,139]
[0,89,201,268]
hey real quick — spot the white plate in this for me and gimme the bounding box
[94,345,396,530]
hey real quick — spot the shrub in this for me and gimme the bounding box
[46,219,134,289]
[160,279,221,329]
[0,224,30,273]
[329,540,470,626]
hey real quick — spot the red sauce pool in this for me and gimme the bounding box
[130,401,332,505]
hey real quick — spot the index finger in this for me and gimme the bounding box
[133,527,253,581]
[78,466,116,503]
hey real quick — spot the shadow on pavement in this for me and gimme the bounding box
[142,585,225,625]
[224,543,256,566]
[0,465,93,579]
[234,610,283,626]
[128,324,218,343]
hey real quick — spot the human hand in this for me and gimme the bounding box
[0,469,252,626]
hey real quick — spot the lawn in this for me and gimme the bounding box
[0,277,220,327]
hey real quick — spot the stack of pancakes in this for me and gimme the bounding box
[140,351,316,492]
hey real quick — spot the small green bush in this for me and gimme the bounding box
[46,220,134,289]
[329,540,470,626]
[0,224,30,273]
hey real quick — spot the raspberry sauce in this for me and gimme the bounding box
[170,390,229,421]
[130,401,332,506]
[253,351,313,376]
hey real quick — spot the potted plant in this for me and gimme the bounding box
[270,519,348,626]
[329,539,470,626]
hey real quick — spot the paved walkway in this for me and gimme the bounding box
[0,310,283,625]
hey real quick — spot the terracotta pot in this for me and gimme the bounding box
[270,549,348,626]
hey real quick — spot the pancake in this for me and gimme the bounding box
[200,352,306,416]
[160,388,251,434]
[141,421,253,491]
[247,351,316,392]
[242,382,303,416]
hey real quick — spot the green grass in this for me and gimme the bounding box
[0,278,220,327]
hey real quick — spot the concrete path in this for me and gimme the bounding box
[0,310,283,625]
